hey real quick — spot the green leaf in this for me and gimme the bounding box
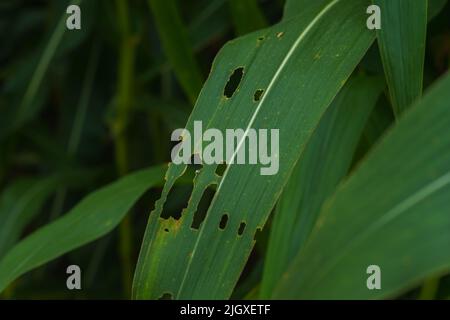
[148,0,204,104]
[0,169,100,260]
[132,0,375,299]
[283,0,332,20]
[0,177,59,260]
[188,0,229,51]
[0,0,83,140]
[260,75,384,298]
[228,0,268,36]
[274,71,450,299]
[374,0,427,117]
[428,0,448,20]
[0,165,166,293]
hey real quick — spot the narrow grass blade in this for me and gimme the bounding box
[228,0,268,35]
[11,0,82,135]
[148,0,203,104]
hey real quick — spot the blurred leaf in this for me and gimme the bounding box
[260,75,384,298]
[148,0,203,104]
[375,0,427,117]
[0,165,166,293]
[132,0,375,299]
[0,177,59,259]
[274,72,450,299]
[188,0,229,50]
[0,0,83,140]
[0,168,101,260]
[139,0,230,85]
[428,0,448,20]
[228,0,268,36]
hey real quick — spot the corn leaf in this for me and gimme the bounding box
[148,0,203,104]
[428,0,448,20]
[228,0,268,36]
[0,169,100,260]
[374,0,427,116]
[0,0,89,141]
[132,0,375,299]
[260,75,384,298]
[0,165,166,293]
[274,71,450,299]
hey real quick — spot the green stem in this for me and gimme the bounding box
[114,0,136,298]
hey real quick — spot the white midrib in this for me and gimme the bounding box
[176,0,341,298]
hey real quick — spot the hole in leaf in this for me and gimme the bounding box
[164,228,169,233]
[254,89,264,102]
[191,188,215,229]
[160,170,194,220]
[215,163,227,176]
[224,67,244,98]
[238,222,246,235]
[158,293,173,300]
[258,36,265,42]
[277,32,284,38]
[190,154,203,172]
[219,214,229,230]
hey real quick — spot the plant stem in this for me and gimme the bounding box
[114,0,137,297]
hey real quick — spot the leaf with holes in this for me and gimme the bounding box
[132,0,375,299]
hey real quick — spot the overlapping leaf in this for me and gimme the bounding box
[274,72,450,299]
[260,75,384,298]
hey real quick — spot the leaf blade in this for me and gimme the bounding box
[0,165,165,293]
[375,0,428,116]
[260,75,384,298]
[274,72,450,299]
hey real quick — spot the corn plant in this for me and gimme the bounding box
[0,0,450,299]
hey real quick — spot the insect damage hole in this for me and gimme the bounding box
[190,154,203,172]
[238,222,246,235]
[253,89,264,102]
[191,188,216,229]
[219,214,229,230]
[215,163,227,177]
[224,67,244,98]
[160,169,194,221]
